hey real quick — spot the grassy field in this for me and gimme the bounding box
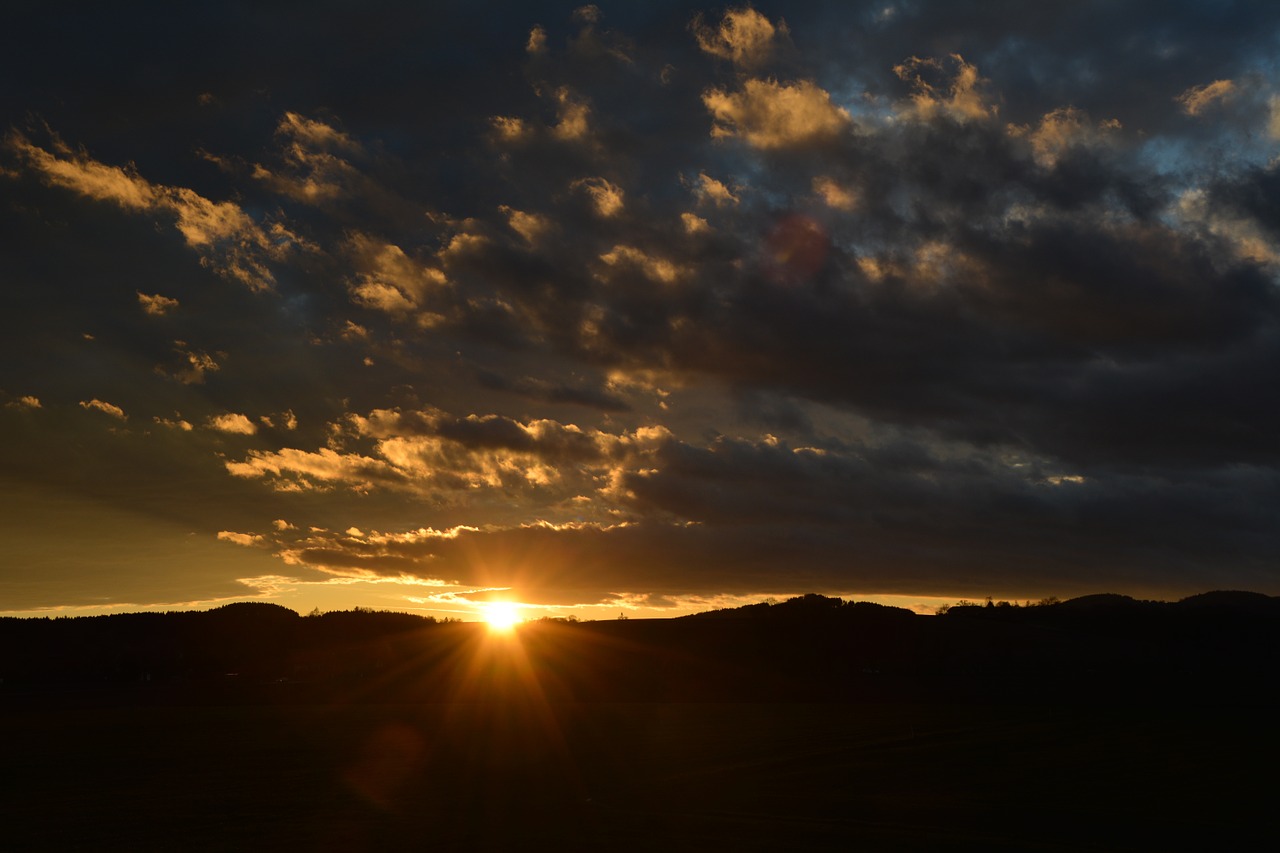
[5,695,1273,851]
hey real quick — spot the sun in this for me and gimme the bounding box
[482,601,522,631]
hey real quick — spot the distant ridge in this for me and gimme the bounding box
[4,590,1279,705]
[1056,593,1145,610]
[1172,590,1280,612]
[678,590,1280,618]
[678,593,913,620]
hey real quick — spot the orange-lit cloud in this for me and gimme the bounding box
[154,415,194,431]
[1176,79,1237,115]
[526,24,548,54]
[137,291,179,316]
[346,233,449,317]
[571,176,624,216]
[692,7,784,68]
[894,54,995,122]
[252,112,365,204]
[1009,106,1122,168]
[9,130,298,291]
[703,78,851,148]
[208,413,258,435]
[812,176,856,210]
[490,115,530,143]
[552,87,592,141]
[80,399,126,419]
[598,245,684,284]
[692,171,738,206]
[500,205,553,245]
[681,211,710,233]
[217,530,266,547]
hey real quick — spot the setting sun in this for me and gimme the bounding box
[482,601,522,631]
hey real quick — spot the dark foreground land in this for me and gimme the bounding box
[3,593,1278,851]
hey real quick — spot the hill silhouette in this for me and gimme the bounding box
[4,592,1277,851]
[4,591,1278,703]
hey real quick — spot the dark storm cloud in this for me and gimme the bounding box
[4,2,1280,611]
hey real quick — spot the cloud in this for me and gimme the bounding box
[225,405,674,509]
[154,415,194,431]
[137,292,179,316]
[681,212,710,233]
[692,172,738,206]
[703,78,851,148]
[1176,187,1280,267]
[1009,106,1122,168]
[526,25,548,55]
[499,205,553,245]
[217,530,265,547]
[346,233,449,317]
[7,396,41,409]
[159,343,221,385]
[812,176,856,210]
[573,5,601,25]
[571,176,625,217]
[7,131,157,209]
[692,7,784,69]
[8,129,297,291]
[80,399,126,420]
[1176,79,1236,116]
[893,54,996,122]
[208,413,258,435]
[251,112,365,204]
[598,245,684,284]
[490,115,530,143]
[552,87,592,142]
[226,446,401,494]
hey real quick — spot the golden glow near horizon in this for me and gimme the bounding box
[481,601,523,631]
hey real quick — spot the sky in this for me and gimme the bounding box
[3,1,1280,620]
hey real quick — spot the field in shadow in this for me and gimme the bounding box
[3,593,1277,850]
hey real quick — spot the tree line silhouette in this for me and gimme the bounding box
[3,592,1277,703]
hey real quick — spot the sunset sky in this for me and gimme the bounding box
[4,2,1279,620]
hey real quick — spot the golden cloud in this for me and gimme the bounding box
[80,399,126,419]
[217,530,265,547]
[681,212,710,234]
[694,172,739,206]
[1176,79,1236,116]
[10,130,296,291]
[208,412,258,435]
[527,24,548,54]
[1008,106,1122,168]
[703,78,850,148]
[500,205,553,245]
[136,292,179,316]
[813,176,856,210]
[553,87,592,141]
[346,233,448,316]
[572,176,625,217]
[692,7,783,68]
[598,244,684,284]
[894,54,996,122]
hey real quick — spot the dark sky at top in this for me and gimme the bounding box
[3,2,1279,617]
